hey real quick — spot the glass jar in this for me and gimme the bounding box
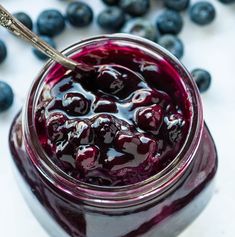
[9,34,218,237]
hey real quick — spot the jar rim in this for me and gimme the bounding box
[23,34,203,207]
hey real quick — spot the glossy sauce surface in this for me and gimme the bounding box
[35,42,191,186]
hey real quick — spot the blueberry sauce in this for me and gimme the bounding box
[35,42,191,186]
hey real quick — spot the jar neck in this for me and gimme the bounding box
[22,34,203,208]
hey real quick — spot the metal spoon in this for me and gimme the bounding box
[0,4,145,82]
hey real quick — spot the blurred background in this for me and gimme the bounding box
[0,0,235,236]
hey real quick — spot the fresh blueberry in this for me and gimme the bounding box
[122,18,158,42]
[156,10,183,35]
[98,7,126,31]
[163,0,190,11]
[218,0,235,4]
[102,0,120,5]
[158,34,184,59]
[37,9,65,37]
[190,1,216,26]
[0,40,7,64]
[191,68,211,93]
[119,0,150,17]
[33,36,56,60]
[66,1,93,27]
[0,81,14,113]
[13,12,33,30]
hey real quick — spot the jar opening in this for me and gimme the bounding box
[23,34,203,206]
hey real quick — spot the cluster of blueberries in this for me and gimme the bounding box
[0,0,234,113]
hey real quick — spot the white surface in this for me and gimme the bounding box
[0,0,234,236]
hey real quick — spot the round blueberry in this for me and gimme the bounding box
[37,9,65,37]
[102,0,120,5]
[119,0,150,17]
[158,34,184,59]
[135,105,163,133]
[62,92,90,116]
[46,112,68,142]
[33,36,56,60]
[98,7,126,31]
[189,1,216,26]
[0,40,7,64]
[95,64,141,99]
[163,0,190,11]
[156,10,183,35]
[66,1,93,27]
[218,0,235,4]
[13,12,33,30]
[91,114,119,144]
[0,81,14,113]
[75,145,100,173]
[122,18,158,42]
[191,68,211,93]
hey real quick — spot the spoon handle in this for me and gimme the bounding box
[0,5,77,70]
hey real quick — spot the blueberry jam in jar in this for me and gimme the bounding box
[9,34,217,237]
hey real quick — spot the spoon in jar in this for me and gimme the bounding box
[0,5,145,82]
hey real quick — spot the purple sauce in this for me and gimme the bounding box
[35,42,191,186]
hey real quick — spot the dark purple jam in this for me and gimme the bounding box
[35,42,191,186]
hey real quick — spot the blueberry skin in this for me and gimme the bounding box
[66,2,93,27]
[191,68,211,93]
[122,18,158,42]
[156,10,183,35]
[158,34,184,59]
[190,2,216,26]
[163,0,190,11]
[119,0,150,17]
[0,81,14,113]
[0,40,7,64]
[102,0,120,5]
[218,0,235,3]
[98,7,126,31]
[33,36,56,60]
[37,9,65,37]
[13,12,33,30]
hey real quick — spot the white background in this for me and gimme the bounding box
[0,0,235,236]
